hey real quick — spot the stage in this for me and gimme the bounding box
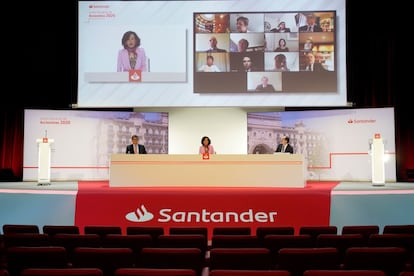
[1,181,414,238]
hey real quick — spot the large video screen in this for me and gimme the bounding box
[194,11,336,93]
[78,0,346,108]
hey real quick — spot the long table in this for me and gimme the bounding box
[109,154,306,188]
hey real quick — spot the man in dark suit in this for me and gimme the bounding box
[275,136,294,154]
[298,13,323,32]
[126,135,147,154]
[301,52,327,72]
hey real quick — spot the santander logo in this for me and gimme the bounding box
[126,204,278,223]
[347,118,376,124]
[125,204,154,222]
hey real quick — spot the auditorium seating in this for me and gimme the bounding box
[126,226,164,246]
[299,226,337,244]
[255,226,295,239]
[115,268,197,276]
[43,225,80,237]
[211,235,262,249]
[276,247,340,276]
[316,233,366,262]
[2,223,414,276]
[20,268,104,276]
[209,270,291,276]
[169,227,208,237]
[71,247,135,276]
[2,225,39,235]
[138,247,205,276]
[343,247,408,276]
[3,233,50,248]
[157,234,208,255]
[212,227,251,236]
[6,246,69,276]
[209,248,272,271]
[262,234,314,262]
[341,225,380,242]
[303,270,386,276]
[383,225,414,234]
[101,234,153,257]
[50,234,101,262]
[83,226,122,238]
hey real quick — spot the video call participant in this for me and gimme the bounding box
[298,13,323,32]
[117,31,147,72]
[198,55,221,72]
[301,52,326,72]
[255,76,276,92]
[207,36,227,53]
[126,135,147,154]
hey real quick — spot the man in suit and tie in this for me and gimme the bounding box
[275,136,294,154]
[301,52,327,72]
[298,13,323,32]
[126,134,147,154]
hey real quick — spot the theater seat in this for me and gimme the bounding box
[115,268,197,276]
[209,270,291,276]
[20,268,104,276]
[303,270,386,276]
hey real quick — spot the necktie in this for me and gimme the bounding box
[134,144,138,154]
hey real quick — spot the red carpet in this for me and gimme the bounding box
[75,181,339,238]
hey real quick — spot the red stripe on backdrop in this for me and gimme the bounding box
[75,181,338,239]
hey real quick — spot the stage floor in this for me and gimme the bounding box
[1,180,414,191]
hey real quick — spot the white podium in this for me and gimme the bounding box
[36,137,54,185]
[371,133,385,186]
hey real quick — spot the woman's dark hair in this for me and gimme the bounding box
[201,136,211,145]
[121,31,141,48]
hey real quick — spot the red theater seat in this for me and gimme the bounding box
[21,268,104,276]
[50,234,101,262]
[43,225,80,237]
[157,234,208,255]
[126,227,164,246]
[212,227,251,236]
[138,247,205,276]
[255,227,295,240]
[343,247,408,276]
[2,224,39,235]
[303,270,386,276]
[383,225,414,234]
[169,227,208,238]
[277,247,340,276]
[84,226,122,238]
[209,270,291,276]
[211,235,262,249]
[6,246,69,276]
[209,248,272,271]
[101,234,153,256]
[115,268,197,276]
[3,233,50,248]
[316,234,366,262]
[71,247,135,276]
[341,225,380,241]
[299,226,337,244]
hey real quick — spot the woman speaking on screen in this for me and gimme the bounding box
[117,31,147,72]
